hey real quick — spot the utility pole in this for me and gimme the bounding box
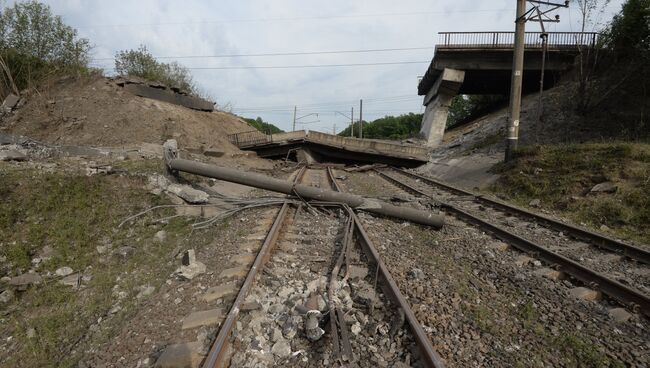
[292,105,297,132]
[350,107,354,137]
[359,99,363,139]
[505,0,527,162]
[333,123,336,135]
[505,0,567,161]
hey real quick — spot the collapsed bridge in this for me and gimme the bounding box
[418,31,599,146]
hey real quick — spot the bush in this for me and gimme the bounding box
[0,0,91,97]
[242,116,283,134]
[114,45,197,94]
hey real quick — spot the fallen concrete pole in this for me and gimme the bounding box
[166,158,444,229]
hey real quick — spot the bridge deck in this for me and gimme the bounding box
[228,130,428,167]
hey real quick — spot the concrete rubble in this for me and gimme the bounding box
[175,249,206,280]
[166,184,210,204]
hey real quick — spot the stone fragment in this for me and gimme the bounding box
[590,181,617,193]
[0,150,27,162]
[60,273,81,288]
[608,308,632,323]
[348,265,368,280]
[55,267,74,277]
[241,301,262,312]
[154,230,167,243]
[203,149,224,158]
[408,268,425,280]
[514,255,533,267]
[154,341,205,368]
[182,308,224,330]
[533,267,566,281]
[218,265,248,280]
[271,338,292,358]
[490,241,511,252]
[1,94,20,110]
[230,253,255,265]
[116,246,136,259]
[528,199,541,207]
[202,283,238,302]
[176,262,206,281]
[0,289,14,303]
[137,285,156,299]
[9,273,42,287]
[167,184,209,204]
[569,287,602,301]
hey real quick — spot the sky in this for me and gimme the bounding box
[13,0,626,133]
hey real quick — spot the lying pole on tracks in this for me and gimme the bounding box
[163,141,444,229]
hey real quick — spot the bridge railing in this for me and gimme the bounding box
[227,130,270,148]
[437,31,599,49]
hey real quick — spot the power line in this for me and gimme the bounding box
[231,95,421,112]
[186,61,429,70]
[90,46,434,61]
[74,9,511,29]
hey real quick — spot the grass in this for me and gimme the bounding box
[489,142,650,244]
[0,164,196,367]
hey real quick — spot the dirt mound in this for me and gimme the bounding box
[0,74,255,155]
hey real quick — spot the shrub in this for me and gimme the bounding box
[114,45,197,94]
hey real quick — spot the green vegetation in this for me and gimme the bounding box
[242,116,284,134]
[0,165,187,367]
[114,44,198,94]
[490,143,650,244]
[338,113,422,140]
[447,94,507,129]
[0,0,91,97]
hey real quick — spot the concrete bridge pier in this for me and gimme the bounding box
[419,68,465,147]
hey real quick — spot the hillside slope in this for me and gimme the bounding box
[0,74,257,155]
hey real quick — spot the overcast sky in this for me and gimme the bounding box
[18,0,625,132]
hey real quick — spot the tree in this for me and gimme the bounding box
[0,0,91,97]
[114,45,197,94]
[242,116,283,134]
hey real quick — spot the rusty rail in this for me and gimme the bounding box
[376,169,650,318]
[325,167,446,368]
[202,166,307,367]
[437,31,599,50]
[392,168,650,265]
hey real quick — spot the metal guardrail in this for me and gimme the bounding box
[227,130,270,147]
[437,31,599,49]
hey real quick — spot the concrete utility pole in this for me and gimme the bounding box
[359,99,363,139]
[350,107,354,137]
[292,105,297,132]
[505,0,527,162]
[333,124,336,135]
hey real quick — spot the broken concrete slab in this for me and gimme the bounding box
[176,262,206,281]
[0,150,27,161]
[218,265,248,280]
[154,341,205,368]
[202,283,238,302]
[608,308,633,323]
[569,287,602,301]
[167,184,209,204]
[590,181,617,193]
[124,83,214,112]
[60,273,81,288]
[1,94,20,110]
[203,149,224,158]
[533,267,566,281]
[181,308,224,330]
[9,273,42,287]
[182,249,197,266]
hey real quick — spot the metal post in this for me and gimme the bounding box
[359,99,363,139]
[292,105,297,132]
[505,0,527,162]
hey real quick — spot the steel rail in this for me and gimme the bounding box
[375,170,650,318]
[326,167,446,368]
[392,168,650,265]
[202,167,307,368]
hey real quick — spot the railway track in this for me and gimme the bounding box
[371,167,650,318]
[202,166,445,367]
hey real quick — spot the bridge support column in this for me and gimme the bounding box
[419,68,465,147]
